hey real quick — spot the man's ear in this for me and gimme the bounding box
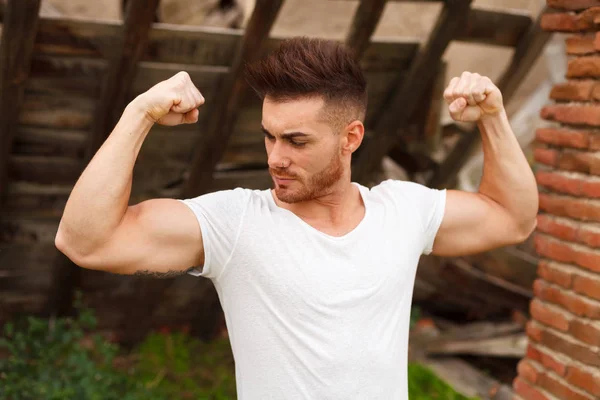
[344,120,365,154]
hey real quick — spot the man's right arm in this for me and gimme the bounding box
[55,71,206,276]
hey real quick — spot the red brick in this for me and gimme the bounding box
[569,319,600,346]
[539,193,600,222]
[537,346,568,376]
[550,80,596,101]
[540,328,600,367]
[535,233,600,273]
[534,147,559,167]
[593,83,600,100]
[541,104,600,126]
[573,274,600,301]
[566,364,600,396]
[538,260,574,288]
[541,8,600,32]
[557,150,600,175]
[537,214,600,248]
[531,297,571,331]
[536,170,600,197]
[566,34,597,55]
[527,344,543,362]
[513,377,550,400]
[518,359,541,384]
[535,127,590,148]
[548,0,600,10]
[589,133,600,150]
[538,372,596,400]
[536,214,578,242]
[534,274,600,318]
[567,56,600,78]
[577,223,600,247]
[527,320,544,343]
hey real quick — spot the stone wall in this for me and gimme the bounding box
[513,1,600,399]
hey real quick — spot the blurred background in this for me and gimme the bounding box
[0,0,586,399]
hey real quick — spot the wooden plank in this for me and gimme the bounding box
[86,0,161,160]
[0,0,41,207]
[427,8,552,189]
[8,155,82,185]
[457,7,532,47]
[345,0,388,60]
[125,0,283,340]
[426,333,527,357]
[182,0,284,198]
[30,16,419,71]
[352,0,472,184]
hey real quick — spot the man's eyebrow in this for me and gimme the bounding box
[261,126,311,139]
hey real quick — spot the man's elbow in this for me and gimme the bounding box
[514,217,537,244]
[55,229,97,270]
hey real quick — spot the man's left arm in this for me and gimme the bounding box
[431,72,538,257]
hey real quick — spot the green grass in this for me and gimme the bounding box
[0,304,479,399]
[408,363,479,400]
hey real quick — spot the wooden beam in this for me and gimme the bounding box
[52,0,160,325]
[86,0,161,160]
[126,0,284,344]
[0,0,41,207]
[352,0,472,184]
[344,0,387,60]
[427,8,552,189]
[181,0,283,198]
[458,7,532,47]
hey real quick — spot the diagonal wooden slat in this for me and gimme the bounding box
[86,0,161,161]
[120,0,285,344]
[352,0,473,184]
[345,0,388,60]
[181,0,284,198]
[427,8,552,189]
[0,0,41,208]
[49,0,160,323]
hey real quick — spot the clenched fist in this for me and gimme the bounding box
[443,72,504,122]
[131,71,205,126]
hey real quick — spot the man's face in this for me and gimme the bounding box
[262,96,345,203]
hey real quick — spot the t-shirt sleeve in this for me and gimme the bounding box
[385,180,447,255]
[177,187,251,280]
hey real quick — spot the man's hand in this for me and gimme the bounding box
[443,72,503,122]
[131,71,205,126]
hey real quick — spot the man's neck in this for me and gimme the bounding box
[274,179,363,227]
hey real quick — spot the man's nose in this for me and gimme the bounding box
[268,142,289,169]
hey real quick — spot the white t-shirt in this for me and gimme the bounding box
[178,179,446,400]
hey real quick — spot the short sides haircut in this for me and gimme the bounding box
[244,37,368,131]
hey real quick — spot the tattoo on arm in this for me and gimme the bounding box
[133,267,193,279]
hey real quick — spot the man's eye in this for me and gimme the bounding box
[264,132,275,140]
[290,141,306,147]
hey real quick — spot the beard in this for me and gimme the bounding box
[270,151,344,204]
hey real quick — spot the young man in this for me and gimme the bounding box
[55,38,538,399]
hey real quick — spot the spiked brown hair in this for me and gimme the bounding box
[244,37,368,131]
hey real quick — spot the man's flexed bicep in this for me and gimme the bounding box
[61,198,205,277]
[431,190,533,257]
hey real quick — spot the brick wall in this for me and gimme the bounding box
[513,2,600,400]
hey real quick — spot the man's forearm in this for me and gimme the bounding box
[56,103,154,258]
[477,109,538,235]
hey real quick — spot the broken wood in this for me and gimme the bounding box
[0,0,41,207]
[353,0,472,184]
[425,333,527,358]
[428,8,552,189]
[182,0,283,197]
[86,0,161,160]
[345,0,387,60]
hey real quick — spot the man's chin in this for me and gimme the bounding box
[274,186,306,204]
